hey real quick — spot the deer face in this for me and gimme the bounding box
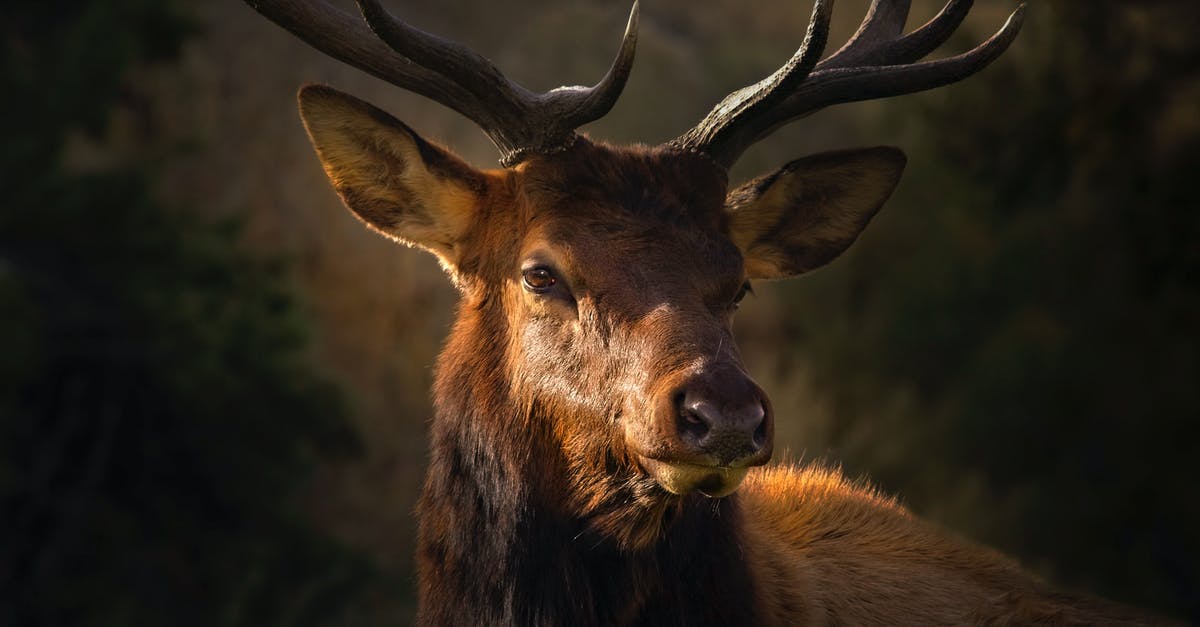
[507,144,770,499]
[298,86,906,511]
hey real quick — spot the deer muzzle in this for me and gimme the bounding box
[630,364,774,497]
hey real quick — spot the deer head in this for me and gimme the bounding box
[247,0,1024,547]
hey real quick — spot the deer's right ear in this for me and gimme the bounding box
[297,85,485,267]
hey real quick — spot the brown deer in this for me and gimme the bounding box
[244,0,1171,624]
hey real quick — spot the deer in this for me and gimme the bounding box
[243,0,1173,624]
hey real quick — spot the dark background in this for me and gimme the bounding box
[2,0,1197,624]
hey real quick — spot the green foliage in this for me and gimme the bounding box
[2,0,195,175]
[784,2,1199,619]
[0,2,377,625]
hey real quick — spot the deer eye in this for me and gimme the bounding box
[732,281,753,309]
[522,267,558,293]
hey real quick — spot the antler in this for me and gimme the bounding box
[244,0,640,166]
[669,0,1026,169]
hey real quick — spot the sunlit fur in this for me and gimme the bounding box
[298,86,1168,625]
[725,148,906,278]
[299,85,485,277]
[739,465,1166,624]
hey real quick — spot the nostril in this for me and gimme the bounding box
[752,406,768,449]
[677,400,713,441]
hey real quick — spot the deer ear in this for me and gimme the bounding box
[297,84,485,266]
[725,147,905,279]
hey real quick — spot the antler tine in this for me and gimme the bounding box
[669,0,835,158]
[882,0,974,65]
[558,1,641,131]
[244,0,477,116]
[823,0,912,68]
[353,0,536,159]
[247,0,640,166]
[671,1,1025,169]
[356,0,532,104]
[787,5,1025,115]
[356,0,639,166]
[823,0,975,70]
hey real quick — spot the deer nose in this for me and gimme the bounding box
[676,383,770,467]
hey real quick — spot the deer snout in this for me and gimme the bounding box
[633,366,774,497]
[678,392,769,466]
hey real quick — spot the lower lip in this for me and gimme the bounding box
[640,458,750,498]
[696,468,748,498]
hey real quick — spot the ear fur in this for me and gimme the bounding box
[726,147,906,279]
[297,84,485,266]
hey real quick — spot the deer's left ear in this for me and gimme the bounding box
[725,147,905,279]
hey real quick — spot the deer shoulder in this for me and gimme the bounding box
[741,465,1173,625]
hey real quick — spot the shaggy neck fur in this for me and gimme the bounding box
[416,298,762,626]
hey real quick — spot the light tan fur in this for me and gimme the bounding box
[298,85,480,269]
[740,464,1171,625]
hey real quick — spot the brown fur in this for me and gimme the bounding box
[293,85,1172,625]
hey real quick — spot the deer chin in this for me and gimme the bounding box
[638,457,750,498]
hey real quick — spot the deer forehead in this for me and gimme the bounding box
[524,222,743,306]
[501,142,741,281]
[515,142,730,218]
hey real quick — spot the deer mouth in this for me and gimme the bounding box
[638,457,750,498]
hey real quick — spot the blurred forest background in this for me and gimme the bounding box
[2,0,1197,624]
